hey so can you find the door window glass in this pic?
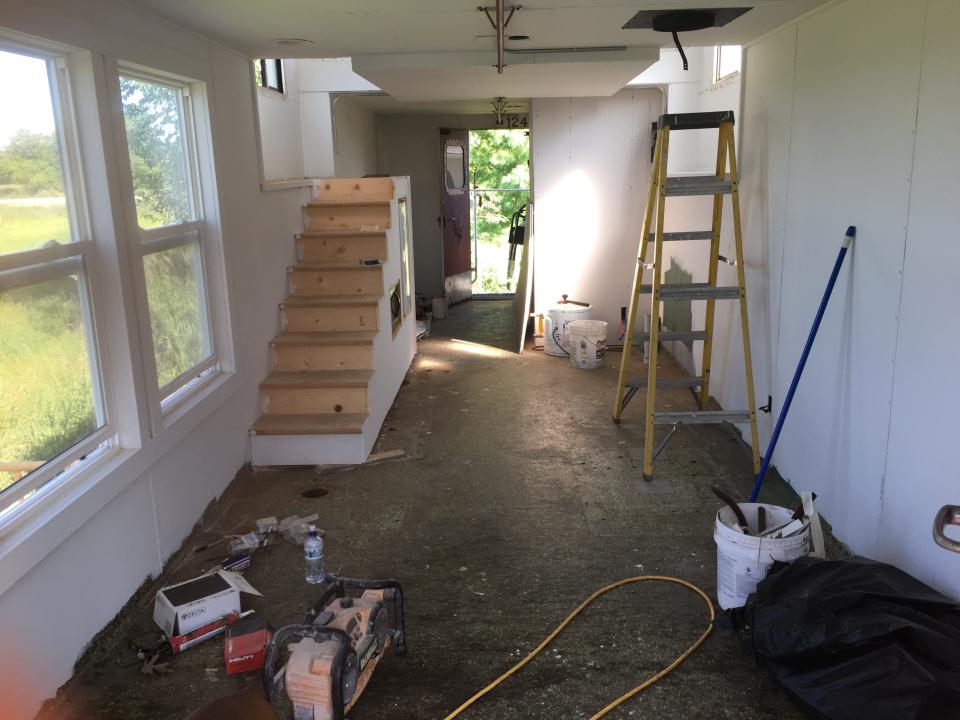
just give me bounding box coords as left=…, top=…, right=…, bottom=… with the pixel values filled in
left=445, top=144, right=466, bottom=191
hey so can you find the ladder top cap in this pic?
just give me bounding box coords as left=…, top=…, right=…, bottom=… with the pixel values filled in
left=659, top=110, right=735, bottom=130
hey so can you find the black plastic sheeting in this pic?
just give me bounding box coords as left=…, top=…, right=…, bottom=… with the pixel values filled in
left=723, top=556, right=960, bottom=720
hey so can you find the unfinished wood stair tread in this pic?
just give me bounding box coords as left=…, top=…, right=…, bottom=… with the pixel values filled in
left=289, top=262, right=382, bottom=271
left=298, top=230, right=387, bottom=239
left=260, top=370, right=373, bottom=389
left=305, top=200, right=391, bottom=208
left=271, top=331, right=376, bottom=347
left=281, top=295, right=380, bottom=307
left=251, top=413, right=368, bottom=436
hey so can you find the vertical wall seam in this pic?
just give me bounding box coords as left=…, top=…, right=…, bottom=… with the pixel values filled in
left=770, top=24, right=801, bottom=477
left=147, top=471, right=163, bottom=573
left=875, top=0, right=929, bottom=557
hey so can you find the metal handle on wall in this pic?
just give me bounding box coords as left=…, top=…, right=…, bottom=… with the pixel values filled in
left=933, top=505, right=960, bottom=553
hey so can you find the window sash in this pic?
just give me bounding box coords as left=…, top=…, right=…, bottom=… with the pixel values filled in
left=119, top=71, right=202, bottom=228
left=0, top=42, right=113, bottom=517
left=118, top=67, right=218, bottom=407
left=0, top=426, right=113, bottom=518
left=137, top=227, right=215, bottom=399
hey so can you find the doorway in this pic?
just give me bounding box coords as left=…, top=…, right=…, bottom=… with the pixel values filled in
left=468, top=129, right=530, bottom=297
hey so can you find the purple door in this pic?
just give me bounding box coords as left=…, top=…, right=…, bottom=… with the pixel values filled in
left=440, top=130, right=471, bottom=304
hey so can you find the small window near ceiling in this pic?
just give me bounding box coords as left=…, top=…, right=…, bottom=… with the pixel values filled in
left=714, top=45, right=742, bottom=83
left=254, top=59, right=284, bottom=94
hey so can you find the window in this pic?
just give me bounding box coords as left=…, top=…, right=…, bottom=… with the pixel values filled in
left=254, top=59, right=284, bottom=93
left=445, top=143, right=467, bottom=191
left=119, top=72, right=216, bottom=404
left=398, top=197, right=413, bottom=315
left=0, top=46, right=110, bottom=516
left=714, top=45, right=742, bottom=83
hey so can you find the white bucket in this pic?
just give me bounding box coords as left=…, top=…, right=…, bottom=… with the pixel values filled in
left=432, top=297, right=448, bottom=320
left=714, top=503, right=811, bottom=610
left=544, top=302, right=592, bottom=357
left=568, top=320, right=608, bottom=369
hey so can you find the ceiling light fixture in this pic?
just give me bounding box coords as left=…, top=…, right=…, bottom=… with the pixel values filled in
left=274, top=38, right=314, bottom=46
left=478, top=1, right=522, bottom=73
left=508, top=34, right=530, bottom=41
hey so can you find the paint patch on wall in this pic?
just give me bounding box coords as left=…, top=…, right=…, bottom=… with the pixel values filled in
left=664, top=256, right=693, bottom=349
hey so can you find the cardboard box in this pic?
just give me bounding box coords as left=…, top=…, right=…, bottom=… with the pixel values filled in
left=153, top=570, right=261, bottom=637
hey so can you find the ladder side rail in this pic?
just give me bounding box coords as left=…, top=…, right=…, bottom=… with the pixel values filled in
left=642, top=126, right=672, bottom=480
left=726, top=126, right=762, bottom=473
left=699, top=121, right=730, bottom=410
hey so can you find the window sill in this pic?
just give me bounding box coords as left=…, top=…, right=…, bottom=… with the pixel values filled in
left=0, top=369, right=242, bottom=596
left=260, top=178, right=313, bottom=192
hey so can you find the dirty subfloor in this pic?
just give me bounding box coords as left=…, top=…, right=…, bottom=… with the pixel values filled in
left=42, top=300, right=820, bottom=720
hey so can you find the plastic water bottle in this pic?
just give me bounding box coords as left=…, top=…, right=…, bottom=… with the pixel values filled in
left=304, top=525, right=325, bottom=584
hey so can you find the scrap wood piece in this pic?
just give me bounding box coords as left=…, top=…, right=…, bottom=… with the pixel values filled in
left=365, top=449, right=406, bottom=464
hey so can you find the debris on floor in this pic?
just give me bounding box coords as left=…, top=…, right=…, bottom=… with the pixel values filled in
left=723, top=555, right=960, bottom=720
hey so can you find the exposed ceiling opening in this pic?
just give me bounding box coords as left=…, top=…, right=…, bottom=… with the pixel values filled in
left=623, top=7, right=753, bottom=70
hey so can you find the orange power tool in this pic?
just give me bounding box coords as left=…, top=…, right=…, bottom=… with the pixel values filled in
left=262, top=576, right=406, bottom=720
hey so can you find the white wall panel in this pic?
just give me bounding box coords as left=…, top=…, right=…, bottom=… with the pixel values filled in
left=531, top=90, right=660, bottom=340
left=878, top=0, right=960, bottom=598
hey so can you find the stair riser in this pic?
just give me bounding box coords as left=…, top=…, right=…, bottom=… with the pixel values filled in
left=262, top=387, right=368, bottom=415
left=273, top=345, right=373, bottom=372
left=288, top=268, right=383, bottom=296
left=312, top=178, right=395, bottom=204
left=283, top=305, right=379, bottom=332
left=304, top=204, right=391, bottom=232
left=297, top=235, right=387, bottom=264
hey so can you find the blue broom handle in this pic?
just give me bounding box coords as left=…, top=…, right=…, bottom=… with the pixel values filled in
left=748, top=226, right=856, bottom=503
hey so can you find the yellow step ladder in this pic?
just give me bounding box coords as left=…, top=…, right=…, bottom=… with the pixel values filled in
left=613, top=111, right=760, bottom=481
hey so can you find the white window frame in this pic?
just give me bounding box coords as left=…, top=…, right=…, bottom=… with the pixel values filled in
left=713, top=45, right=742, bottom=84
left=0, top=40, right=117, bottom=519
left=112, top=64, right=231, bottom=430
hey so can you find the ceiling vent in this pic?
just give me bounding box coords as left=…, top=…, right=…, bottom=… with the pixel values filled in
left=622, top=7, right=752, bottom=70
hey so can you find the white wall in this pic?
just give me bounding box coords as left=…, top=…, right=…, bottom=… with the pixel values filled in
left=0, top=2, right=310, bottom=717
left=711, top=0, right=960, bottom=597
left=256, top=59, right=306, bottom=181
left=332, top=96, right=377, bottom=178
left=530, top=89, right=661, bottom=341
left=298, top=59, right=380, bottom=179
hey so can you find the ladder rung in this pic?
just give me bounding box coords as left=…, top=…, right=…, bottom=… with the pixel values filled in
left=653, top=411, right=751, bottom=425
left=646, top=230, right=714, bottom=243
left=665, top=176, right=732, bottom=197
left=638, top=283, right=740, bottom=300
left=637, top=331, right=708, bottom=342
left=627, top=377, right=704, bottom=389
left=658, top=111, right=735, bottom=130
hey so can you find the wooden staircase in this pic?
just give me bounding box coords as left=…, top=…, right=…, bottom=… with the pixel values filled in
left=251, top=178, right=395, bottom=447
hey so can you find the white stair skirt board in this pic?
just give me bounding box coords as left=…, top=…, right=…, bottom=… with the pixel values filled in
left=251, top=432, right=367, bottom=466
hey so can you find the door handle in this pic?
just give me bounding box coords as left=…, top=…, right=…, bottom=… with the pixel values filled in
left=933, top=505, right=960, bottom=553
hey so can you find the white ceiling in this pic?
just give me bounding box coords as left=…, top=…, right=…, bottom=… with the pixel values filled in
left=352, top=47, right=660, bottom=101
left=129, top=1, right=828, bottom=58
left=127, top=0, right=828, bottom=103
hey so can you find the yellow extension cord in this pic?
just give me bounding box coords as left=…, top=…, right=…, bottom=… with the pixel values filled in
left=442, top=576, right=716, bottom=720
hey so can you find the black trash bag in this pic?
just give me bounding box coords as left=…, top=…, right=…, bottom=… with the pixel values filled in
left=723, top=555, right=960, bottom=720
